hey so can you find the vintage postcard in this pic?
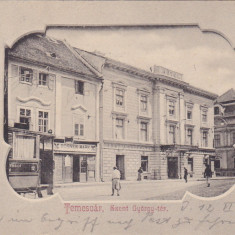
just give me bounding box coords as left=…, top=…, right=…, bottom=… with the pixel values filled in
left=1, top=1, right=235, bottom=234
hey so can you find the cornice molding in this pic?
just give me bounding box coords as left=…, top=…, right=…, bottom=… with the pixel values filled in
left=16, top=96, right=51, bottom=106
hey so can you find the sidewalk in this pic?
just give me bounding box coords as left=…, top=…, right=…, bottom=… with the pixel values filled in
left=45, top=176, right=235, bottom=189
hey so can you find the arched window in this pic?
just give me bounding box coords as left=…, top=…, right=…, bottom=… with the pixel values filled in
left=214, top=106, right=220, bottom=115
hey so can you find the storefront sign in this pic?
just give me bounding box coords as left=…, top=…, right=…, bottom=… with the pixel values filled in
left=54, top=143, right=96, bottom=153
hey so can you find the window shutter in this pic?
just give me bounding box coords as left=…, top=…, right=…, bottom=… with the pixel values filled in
left=48, top=74, right=55, bottom=90
left=33, top=69, right=38, bottom=85
left=11, top=64, right=19, bottom=79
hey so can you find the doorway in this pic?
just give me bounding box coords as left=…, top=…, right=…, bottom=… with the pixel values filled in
left=73, top=156, right=88, bottom=182
left=40, top=150, right=53, bottom=184
left=167, top=157, right=178, bottom=179
left=116, top=155, right=125, bottom=180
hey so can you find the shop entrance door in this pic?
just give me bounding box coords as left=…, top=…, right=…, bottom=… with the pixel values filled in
left=73, top=156, right=87, bottom=182
left=73, top=156, right=80, bottom=182
left=40, top=150, right=53, bottom=184
left=168, top=157, right=178, bottom=179
left=116, top=155, right=125, bottom=180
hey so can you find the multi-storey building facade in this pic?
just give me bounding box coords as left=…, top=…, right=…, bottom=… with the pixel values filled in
left=75, top=49, right=217, bottom=180
left=5, top=33, right=217, bottom=186
left=6, top=34, right=102, bottom=185
left=214, top=89, right=235, bottom=176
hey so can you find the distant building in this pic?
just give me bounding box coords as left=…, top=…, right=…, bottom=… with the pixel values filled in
left=214, top=88, right=235, bottom=176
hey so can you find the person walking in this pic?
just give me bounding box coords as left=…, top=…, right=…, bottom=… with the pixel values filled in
left=111, top=166, right=121, bottom=196
left=184, top=167, right=188, bottom=183
left=137, top=167, right=143, bottom=181
left=204, top=164, right=212, bottom=187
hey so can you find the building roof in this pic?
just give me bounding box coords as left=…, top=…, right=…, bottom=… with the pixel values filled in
left=8, top=34, right=99, bottom=78
left=216, top=88, right=235, bottom=103
left=74, top=47, right=218, bottom=100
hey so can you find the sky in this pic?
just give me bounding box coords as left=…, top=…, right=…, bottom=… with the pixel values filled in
left=47, top=26, right=235, bottom=96
left=2, top=2, right=235, bottom=97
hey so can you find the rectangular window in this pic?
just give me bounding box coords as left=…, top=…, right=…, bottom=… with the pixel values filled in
left=74, top=117, right=84, bottom=137
left=202, top=111, right=208, bottom=122
left=19, top=108, right=31, bottom=124
left=188, top=158, right=193, bottom=172
left=38, top=111, right=48, bottom=133
left=20, top=67, right=33, bottom=84
left=232, top=133, right=235, bottom=145
left=214, top=134, right=221, bottom=147
left=141, top=156, right=148, bottom=172
left=140, top=122, right=148, bottom=141
left=215, top=160, right=220, bottom=169
left=169, top=101, right=175, bottom=116
left=187, top=110, right=192, bottom=120
left=187, top=129, right=193, bottom=145
left=169, top=125, right=176, bottom=144
left=75, top=80, right=84, bottom=95
left=202, top=131, right=208, bottom=147
left=116, top=89, right=124, bottom=107
left=140, top=95, right=147, bottom=112
left=115, top=118, right=124, bottom=139
left=39, top=73, right=48, bottom=86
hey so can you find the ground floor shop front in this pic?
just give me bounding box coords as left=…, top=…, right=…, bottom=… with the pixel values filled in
left=53, top=142, right=98, bottom=184
left=101, top=141, right=216, bottom=181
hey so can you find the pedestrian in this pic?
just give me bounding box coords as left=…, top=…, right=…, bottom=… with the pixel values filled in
left=204, top=164, right=212, bottom=187
left=184, top=167, right=188, bottom=183
left=137, top=167, right=143, bottom=181
left=111, top=166, right=121, bottom=196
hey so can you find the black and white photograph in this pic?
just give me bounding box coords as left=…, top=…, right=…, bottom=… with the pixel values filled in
left=1, top=1, right=235, bottom=234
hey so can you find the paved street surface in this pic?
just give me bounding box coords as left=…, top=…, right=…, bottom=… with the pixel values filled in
left=44, top=178, right=235, bottom=201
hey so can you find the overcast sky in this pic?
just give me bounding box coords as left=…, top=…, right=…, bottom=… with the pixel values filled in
left=47, top=26, right=235, bottom=96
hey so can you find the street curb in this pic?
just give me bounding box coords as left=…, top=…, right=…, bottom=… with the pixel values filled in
left=51, top=177, right=235, bottom=189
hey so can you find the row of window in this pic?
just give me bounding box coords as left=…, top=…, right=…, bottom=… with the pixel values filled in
left=18, top=66, right=85, bottom=94
left=214, top=133, right=235, bottom=147
left=115, top=87, right=148, bottom=113
left=168, top=124, right=209, bottom=147
left=19, top=108, right=49, bottom=133
left=115, top=118, right=148, bottom=141
left=168, top=100, right=208, bottom=122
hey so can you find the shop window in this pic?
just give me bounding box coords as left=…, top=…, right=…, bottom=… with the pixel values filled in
left=20, top=67, right=33, bottom=84
left=75, top=80, right=84, bottom=95
left=39, top=73, right=49, bottom=86
left=140, top=95, right=147, bottom=112
left=168, top=100, right=175, bottom=116
left=141, top=156, right=148, bottom=172
left=140, top=122, right=148, bottom=141
left=169, top=125, right=176, bottom=144
left=115, top=118, right=124, bottom=139
left=214, top=134, right=221, bottom=147
left=187, top=128, right=193, bottom=145
left=19, top=108, right=31, bottom=125
left=116, top=89, right=124, bottom=107
left=202, top=131, right=208, bottom=147
left=38, top=111, right=49, bottom=133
